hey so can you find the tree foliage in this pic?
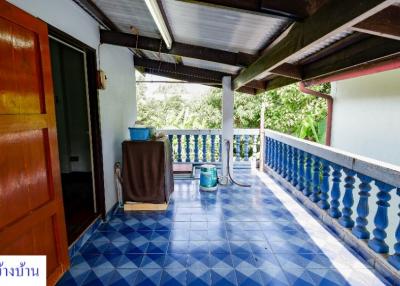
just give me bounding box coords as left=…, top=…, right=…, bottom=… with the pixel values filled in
left=136, top=73, right=329, bottom=143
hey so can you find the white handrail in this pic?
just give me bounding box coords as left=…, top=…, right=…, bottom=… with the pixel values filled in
left=159, top=129, right=259, bottom=136
left=161, top=128, right=400, bottom=187
left=264, top=129, right=400, bottom=188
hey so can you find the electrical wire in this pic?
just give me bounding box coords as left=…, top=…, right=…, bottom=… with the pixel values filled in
left=225, top=140, right=251, bottom=188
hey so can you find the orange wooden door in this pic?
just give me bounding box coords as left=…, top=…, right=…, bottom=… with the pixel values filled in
left=0, top=1, right=69, bottom=285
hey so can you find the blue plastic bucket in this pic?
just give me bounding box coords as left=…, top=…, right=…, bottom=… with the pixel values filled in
left=199, top=164, right=218, bottom=191
left=129, top=127, right=150, bottom=140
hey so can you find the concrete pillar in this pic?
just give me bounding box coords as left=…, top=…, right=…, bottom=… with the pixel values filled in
left=222, top=76, right=234, bottom=178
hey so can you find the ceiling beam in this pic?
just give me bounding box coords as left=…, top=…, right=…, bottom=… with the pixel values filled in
left=134, top=57, right=262, bottom=94
left=134, top=56, right=229, bottom=83
left=233, top=0, right=394, bottom=90
left=262, top=36, right=400, bottom=91
left=299, top=32, right=369, bottom=65
left=270, top=63, right=302, bottom=80
left=301, top=36, right=400, bottom=82
left=303, top=54, right=400, bottom=86
left=352, top=5, right=400, bottom=41
left=101, top=30, right=255, bottom=67
left=176, top=0, right=305, bottom=20
left=265, top=77, right=298, bottom=91
left=237, top=86, right=257, bottom=95
left=140, top=67, right=257, bottom=95
left=72, top=0, right=120, bottom=31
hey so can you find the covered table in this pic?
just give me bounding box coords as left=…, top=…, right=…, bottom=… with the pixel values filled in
left=122, top=138, right=174, bottom=205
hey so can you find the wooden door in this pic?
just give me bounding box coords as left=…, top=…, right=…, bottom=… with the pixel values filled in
left=0, top=1, right=69, bottom=285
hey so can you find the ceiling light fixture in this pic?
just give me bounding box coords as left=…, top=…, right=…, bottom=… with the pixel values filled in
left=144, top=0, right=172, bottom=49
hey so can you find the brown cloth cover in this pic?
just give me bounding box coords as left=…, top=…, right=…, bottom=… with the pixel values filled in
left=122, top=138, right=174, bottom=203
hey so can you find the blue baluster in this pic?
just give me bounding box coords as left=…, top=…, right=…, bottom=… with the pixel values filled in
left=235, top=135, right=241, bottom=161
left=368, top=181, right=395, bottom=253
left=264, top=137, right=267, bottom=165
left=185, top=135, right=191, bottom=162
left=177, top=134, right=182, bottom=162
left=210, top=134, right=216, bottom=162
left=297, top=150, right=305, bottom=192
left=292, top=148, right=299, bottom=186
left=287, top=146, right=293, bottom=183
left=311, top=156, right=321, bottom=203
left=388, top=188, right=400, bottom=270
left=282, top=144, right=288, bottom=178
left=276, top=142, right=282, bottom=174
left=339, top=168, right=356, bottom=228
left=244, top=135, right=249, bottom=161
left=270, top=139, right=276, bottom=169
left=253, top=135, right=258, bottom=162
left=267, top=137, right=274, bottom=168
left=352, top=174, right=373, bottom=239
left=280, top=142, right=285, bottom=175
left=328, top=164, right=342, bottom=218
left=304, top=153, right=312, bottom=197
left=219, top=135, right=222, bottom=162
left=276, top=140, right=281, bottom=172
left=202, top=134, right=207, bottom=162
left=194, top=134, right=199, bottom=162
left=272, top=139, right=277, bottom=169
left=318, top=159, right=330, bottom=210
left=168, top=135, right=174, bottom=161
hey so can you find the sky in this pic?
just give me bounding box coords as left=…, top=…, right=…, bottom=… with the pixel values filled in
left=136, top=72, right=212, bottom=100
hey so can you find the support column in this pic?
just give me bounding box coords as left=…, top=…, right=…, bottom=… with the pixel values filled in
left=222, top=76, right=234, bottom=179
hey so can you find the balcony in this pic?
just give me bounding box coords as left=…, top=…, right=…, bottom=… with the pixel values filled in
left=57, top=129, right=400, bottom=286
left=160, top=129, right=260, bottom=167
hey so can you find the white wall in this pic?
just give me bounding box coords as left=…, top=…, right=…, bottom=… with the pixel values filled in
left=8, top=0, right=137, bottom=212
left=98, top=45, right=137, bottom=212
left=331, top=69, right=400, bottom=166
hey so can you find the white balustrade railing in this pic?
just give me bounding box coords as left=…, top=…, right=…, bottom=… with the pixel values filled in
left=159, top=129, right=260, bottom=164
left=264, top=128, right=400, bottom=278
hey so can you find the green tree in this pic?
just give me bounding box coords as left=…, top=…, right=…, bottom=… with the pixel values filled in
left=136, top=72, right=329, bottom=143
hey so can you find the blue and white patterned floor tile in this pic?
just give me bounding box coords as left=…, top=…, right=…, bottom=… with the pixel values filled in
left=58, top=169, right=389, bottom=286
left=160, top=269, right=187, bottom=286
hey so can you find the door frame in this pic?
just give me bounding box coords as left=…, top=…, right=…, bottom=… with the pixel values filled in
left=48, top=25, right=106, bottom=219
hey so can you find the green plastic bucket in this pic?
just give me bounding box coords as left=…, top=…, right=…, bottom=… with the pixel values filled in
left=199, top=164, right=218, bottom=191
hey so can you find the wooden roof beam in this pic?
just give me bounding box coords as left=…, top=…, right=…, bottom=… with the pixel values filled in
left=352, top=5, right=400, bottom=41
left=270, top=63, right=302, bottom=80
left=233, top=0, right=395, bottom=90
left=134, top=57, right=261, bottom=94
left=302, top=36, right=400, bottom=83
left=134, top=56, right=228, bottom=83
left=101, top=30, right=255, bottom=67
left=139, top=68, right=258, bottom=95
left=262, top=36, right=400, bottom=91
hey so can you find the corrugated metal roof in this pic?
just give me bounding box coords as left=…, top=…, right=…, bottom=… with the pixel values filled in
left=161, top=0, right=289, bottom=55
left=93, top=0, right=160, bottom=38
left=181, top=57, right=240, bottom=74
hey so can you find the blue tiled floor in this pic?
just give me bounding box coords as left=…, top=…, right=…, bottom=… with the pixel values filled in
left=57, top=169, right=388, bottom=286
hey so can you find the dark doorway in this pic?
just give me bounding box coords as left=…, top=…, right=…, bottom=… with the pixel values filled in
left=50, top=38, right=98, bottom=244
